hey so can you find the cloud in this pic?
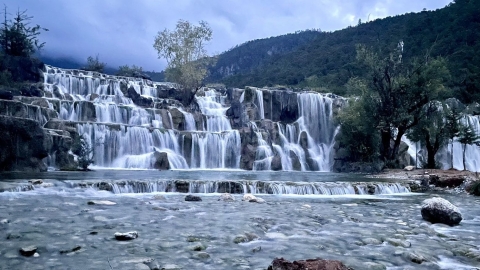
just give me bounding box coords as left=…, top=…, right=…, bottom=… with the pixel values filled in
left=2, top=0, right=451, bottom=71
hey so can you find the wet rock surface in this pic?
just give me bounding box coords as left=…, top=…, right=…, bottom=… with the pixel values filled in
left=421, top=197, right=462, bottom=226
left=268, top=257, right=351, bottom=270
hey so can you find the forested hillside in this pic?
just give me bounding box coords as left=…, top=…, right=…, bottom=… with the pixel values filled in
left=209, top=0, right=480, bottom=103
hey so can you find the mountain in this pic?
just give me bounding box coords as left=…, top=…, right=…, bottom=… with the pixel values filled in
left=208, top=0, right=480, bottom=103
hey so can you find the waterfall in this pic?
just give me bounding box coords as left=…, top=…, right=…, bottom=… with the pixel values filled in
left=41, top=65, right=340, bottom=171
left=66, top=179, right=410, bottom=195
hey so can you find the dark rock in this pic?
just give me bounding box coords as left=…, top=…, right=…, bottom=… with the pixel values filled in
left=153, top=151, right=170, bottom=170
left=271, top=155, right=282, bottom=171
left=466, top=181, right=480, bottom=196
left=87, top=200, right=116, bottom=205
left=127, top=86, right=153, bottom=107
left=0, top=115, right=50, bottom=172
left=226, top=100, right=244, bottom=129
left=185, top=194, right=202, bottom=201
left=19, top=245, right=37, bottom=257
left=114, top=231, right=138, bottom=241
left=421, top=197, right=462, bottom=226
left=0, top=90, right=13, bottom=100
left=268, top=257, right=351, bottom=270
left=60, top=245, right=81, bottom=254
left=429, top=175, right=465, bottom=188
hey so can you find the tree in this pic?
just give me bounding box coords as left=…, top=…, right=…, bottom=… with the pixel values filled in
left=457, top=121, right=480, bottom=171
left=153, top=20, right=213, bottom=91
left=406, top=101, right=448, bottom=169
left=0, top=5, right=48, bottom=57
left=74, top=135, right=94, bottom=171
left=82, top=54, right=105, bottom=73
left=116, top=64, right=143, bottom=77
left=356, top=44, right=449, bottom=165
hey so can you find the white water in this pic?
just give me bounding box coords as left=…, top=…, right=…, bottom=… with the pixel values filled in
left=40, top=66, right=339, bottom=171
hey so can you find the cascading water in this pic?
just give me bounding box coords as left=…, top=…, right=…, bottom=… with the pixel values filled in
left=39, top=65, right=340, bottom=171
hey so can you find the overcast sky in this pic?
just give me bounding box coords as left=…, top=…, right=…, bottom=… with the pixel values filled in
left=3, top=0, right=451, bottom=71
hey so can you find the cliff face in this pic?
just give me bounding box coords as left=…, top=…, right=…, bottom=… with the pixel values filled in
left=0, top=115, right=50, bottom=172
left=0, top=65, right=346, bottom=172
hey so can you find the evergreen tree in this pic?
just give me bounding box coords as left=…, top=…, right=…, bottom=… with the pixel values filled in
left=0, top=5, right=48, bottom=57
left=457, top=121, right=480, bottom=171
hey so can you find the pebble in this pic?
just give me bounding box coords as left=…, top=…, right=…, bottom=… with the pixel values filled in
left=114, top=231, right=138, bottom=241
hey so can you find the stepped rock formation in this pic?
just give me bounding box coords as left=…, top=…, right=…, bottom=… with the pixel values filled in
left=1, top=64, right=478, bottom=172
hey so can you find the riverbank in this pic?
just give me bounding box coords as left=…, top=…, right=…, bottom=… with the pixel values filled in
left=370, top=168, right=480, bottom=193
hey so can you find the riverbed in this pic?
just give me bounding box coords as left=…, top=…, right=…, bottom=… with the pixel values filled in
left=0, top=170, right=479, bottom=269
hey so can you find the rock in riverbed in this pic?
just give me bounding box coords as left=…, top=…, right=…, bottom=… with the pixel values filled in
left=185, top=195, right=202, bottom=201
left=218, top=193, right=235, bottom=201
left=268, top=257, right=350, bottom=270
left=87, top=200, right=116, bottom=205
left=421, top=197, right=462, bottom=226
left=19, top=245, right=37, bottom=257
left=242, top=194, right=265, bottom=203
left=114, top=231, right=138, bottom=241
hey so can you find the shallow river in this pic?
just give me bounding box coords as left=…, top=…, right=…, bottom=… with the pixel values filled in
left=0, top=170, right=479, bottom=270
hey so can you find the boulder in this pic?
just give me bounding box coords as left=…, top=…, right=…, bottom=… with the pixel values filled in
left=19, top=245, right=37, bottom=257
left=185, top=195, right=202, bottom=202
left=421, top=197, right=462, bottom=226
left=242, top=194, right=265, bottom=203
left=153, top=151, right=170, bottom=170
left=268, top=257, right=350, bottom=270
left=404, top=165, right=415, bottom=171
left=218, top=193, right=235, bottom=202
left=114, top=231, right=138, bottom=241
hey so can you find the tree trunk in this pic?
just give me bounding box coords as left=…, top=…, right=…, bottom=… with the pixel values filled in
left=425, top=136, right=436, bottom=169
left=450, top=140, right=454, bottom=169
left=462, top=144, right=467, bottom=171
left=390, top=129, right=405, bottom=161
left=380, top=128, right=391, bottom=161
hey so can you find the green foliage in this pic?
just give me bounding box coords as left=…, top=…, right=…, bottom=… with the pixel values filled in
left=335, top=97, right=380, bottom=162
left=406, top=101, right=448, bottom=169
left=360, top=44, right=449, bottom=162
left=457, top=120, right=480, bottom=170
left=82, top=55, right=105, bottom=73
left=73, top=135, right=94, bottom=171
left=467, top=181, right=480, bottom=196
left=153, top=20, right=213, bottom=90
left=116, top=64, right=143, bottom=77
left=211, top=1, right=480, bottom=102
left=0, top=5, right=48, bottom=57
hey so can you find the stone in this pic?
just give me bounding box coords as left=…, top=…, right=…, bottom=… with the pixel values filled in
left=404, top=165, right=415, bottom=171
left=242, top=193, right=265, bottom=203
left=421, top=197, right=462, bottom=226
left=185, top=195, right=202, bottom=202
left=19, top=245, right=37, bottom=257
left=252, top=246, right=262, bottom=253
left=194, top=252, right=210, bottom=259
left=0, top=115, right=50, bottom=172
left=114, top=231, right=138, bottom=241
left=87, top=200, right=116, bottom=205
left=191, top=244, right=206, bottom=251
left=28, top=179, right=43, bottom=185
left=0, top=218, right=9, bottom=224
left=153, top=151, right=170, bottom=170
left=268, top=257, right=350, bottom=270
left=218, top=193, right=235, bottom=202
left=60, top=245, right=81, bottom=254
